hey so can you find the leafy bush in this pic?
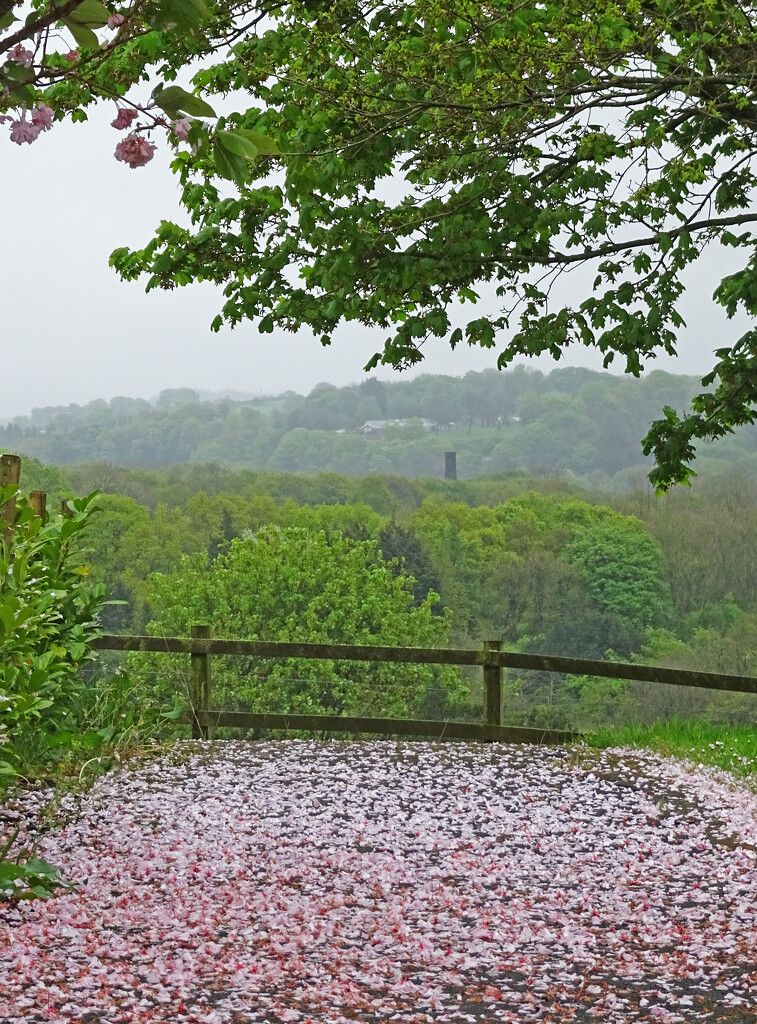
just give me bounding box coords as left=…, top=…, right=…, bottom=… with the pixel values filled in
left=0, top=487, right=105, bottom=773
left=130, top=525, right=472, bottom=723
left=0, top=828, right=74, bottom=903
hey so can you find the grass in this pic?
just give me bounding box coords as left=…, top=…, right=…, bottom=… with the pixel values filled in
left=586, top=717, right=757, bottom=780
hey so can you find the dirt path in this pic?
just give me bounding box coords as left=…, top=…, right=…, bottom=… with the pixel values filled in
left=1, top=740, right=757, bottom=1023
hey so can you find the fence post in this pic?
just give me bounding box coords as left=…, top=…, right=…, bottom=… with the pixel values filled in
left=483, top=639, right=503, bottom=726
left=0, top=454, right=21, bottom=543
left=191, top=623, right=212, bottom=740
left=29, top=491, right=47, bottom=522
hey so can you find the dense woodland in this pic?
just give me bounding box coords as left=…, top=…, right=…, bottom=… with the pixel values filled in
left=12, top=434, right=757, bottom=733
left=6, top=368, right=757, bottom=488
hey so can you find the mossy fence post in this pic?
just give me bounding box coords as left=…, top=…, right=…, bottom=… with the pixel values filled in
left=191, top=623, right=212, bottom=740
left=484, top=639, right=503, bottom=726
left=29, top=490, right=47, bottom=521
left=0, top=453, right=21, bottom=544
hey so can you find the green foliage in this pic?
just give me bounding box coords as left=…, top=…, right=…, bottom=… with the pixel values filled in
left=0, top=483, right=108, bottom=906
left=0, top=489, right=105, bottom=771
left=406, top=494, right=672, bottom=656
left=587, top=719, right=757, bottom=780
left=9, top=447, right=757, bottom=737
left=377, top=522, right=442, bottom=611
left=0, top=0, right=231, bottom=129
left=130, top=525, right=471, bottom=722
left=11, top=370, right=757, bottom=489
left=562, top=520, right=672, bottom=631
left=0, top=828, right=74, bottom=904
left=101, top=0, right=757, bottom=488
left=8, top=0, right=757, bottom=485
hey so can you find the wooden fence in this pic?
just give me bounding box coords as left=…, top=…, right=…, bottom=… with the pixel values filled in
left=6, top=452, right=757, bottom=747
left=1, top=453, right=70, bottom=531
left=92, top=629, right=757, bottom=746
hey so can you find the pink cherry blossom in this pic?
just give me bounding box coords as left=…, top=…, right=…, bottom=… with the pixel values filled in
left=9, top=115, right=41, bottom=145
left=111, top=106, right=138, bottom=130
left=172, top=117, right=192, bottom=141
left=9, top=104, right=55, bottom=144
left=114, top=132, right=157, bottom=167
left=107, top=11, right=125, bottom=27
left=6, top=44, right=33, bottom=68
left=64, top=49, right=80, bottom=62
left=31, top=104, right=54, bottom=130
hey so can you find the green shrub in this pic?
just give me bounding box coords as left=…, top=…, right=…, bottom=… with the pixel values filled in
left=0, top=488, right=105, bottom=774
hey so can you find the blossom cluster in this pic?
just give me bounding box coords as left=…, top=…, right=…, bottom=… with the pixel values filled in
left=2, top=13, right=162, bottom=163
left=110, top=106, right=192, bottom=165
left=6, top=44, right=33, bottom=68
left=114, top=132, right=156, bottom=167
left=2, top=103, right=55, bottom=145
left=1, top=741, right=756, bottom=1023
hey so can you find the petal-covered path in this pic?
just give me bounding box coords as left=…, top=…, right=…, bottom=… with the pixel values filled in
left=1, top=741, right=757, bottom=1023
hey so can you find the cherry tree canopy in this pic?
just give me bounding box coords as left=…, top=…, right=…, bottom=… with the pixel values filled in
left=8, top=0, right=757, bottom=488
left=0, top=0, right=267, bottom=163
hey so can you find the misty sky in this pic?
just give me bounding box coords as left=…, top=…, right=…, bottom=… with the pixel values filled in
left=2, top=104, right=750, bottom=422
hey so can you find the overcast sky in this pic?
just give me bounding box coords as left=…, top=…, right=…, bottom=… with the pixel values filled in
left=1, top=105, right=749, bottom=422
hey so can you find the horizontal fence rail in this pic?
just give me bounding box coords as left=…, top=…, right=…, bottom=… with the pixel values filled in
left=93, top=635, right=757, bottom=695
left=191, top=712, right=573, bottom=746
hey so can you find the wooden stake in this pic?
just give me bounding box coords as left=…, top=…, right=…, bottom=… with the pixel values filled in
left=191, top=623, right=212, bottom=740
left=0, top=454, right=21, bottom=543
left=483, top=639, right=503, bottom=726
left=29, top=491, right=47, bottom=522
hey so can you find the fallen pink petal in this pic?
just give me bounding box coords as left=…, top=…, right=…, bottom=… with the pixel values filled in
left=2, top=741, right=757, bottom=1023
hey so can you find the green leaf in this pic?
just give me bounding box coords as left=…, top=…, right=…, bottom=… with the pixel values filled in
left=148, top=0, right=209, bottom=33
left=217, top=129, right=258, bottom=159
left=182, top=0, right=210, bottom=21
left=79, top=731, right=104, bottom=749
left=43, top=731, right=74, bottom=749
left=63, top=19, right=100, bottom=48
left=233, top=129, right=280, bottom=155
left=0, top=604, right=14, bottom=637
left=152, top=84, right=215, bottom=119
left=4, top=83, right=35, bottom=105
left=0, top=10, right=17, bottom=30
left=2, top=62, right=34, bottom=83
left=213, top=139, right=250, bottom=185
left=69, top=0, right=110, bottom=27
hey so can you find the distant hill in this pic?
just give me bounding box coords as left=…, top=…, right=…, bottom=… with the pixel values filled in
left=4, top=368, right=756, bottom=486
